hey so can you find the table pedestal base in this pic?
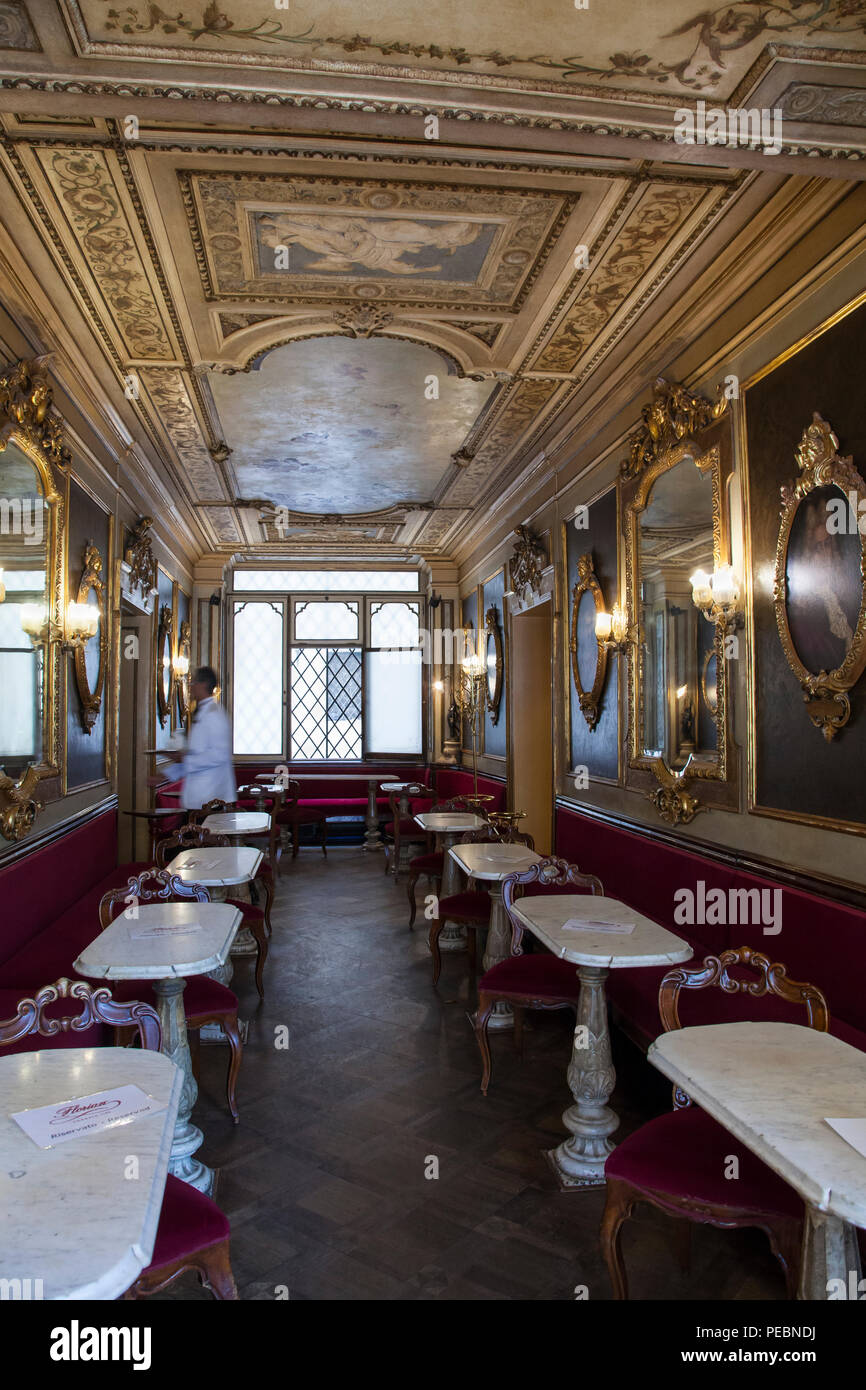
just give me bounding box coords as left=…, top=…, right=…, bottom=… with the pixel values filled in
left=547, top=965, right=618, bottom=1190
left=364, top=778, right=382, bottom=851
left=482, top=885, right=513, bottom=1030
left=798, top=1208, right=862, bottom=1300
left=153, top=977, right=214, bottom=1196
left=205, top=885, right=234, bottom=987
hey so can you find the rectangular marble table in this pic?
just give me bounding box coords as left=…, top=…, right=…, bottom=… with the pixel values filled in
left=0, top=1046, right=181, bottom=1299
left=649, top=1021, right=866, bottom=1299
left=257, top=771, right=397, bottom=851
left=509, top=893, right=692, bottom=1188
left=449, top=841, right=541, bottom=1026
left=75, top=900, right=241, bottom=1196
left=169, top=844, right=263, bottom=969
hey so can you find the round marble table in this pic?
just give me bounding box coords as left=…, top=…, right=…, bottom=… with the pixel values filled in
left=202, top=811, right=270, bottom=838
left=75, top=900, right=241, bottom=1196
left=413, top=810, right=485, bottom=951
left=448, top=840, right=541, bottom=1029
left=509, top=893, right=692, bottom=1189
left=0, top=1046, right=182, bottom=1299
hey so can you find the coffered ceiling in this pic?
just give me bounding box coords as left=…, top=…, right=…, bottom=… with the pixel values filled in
left=0, top=2, right=862, bottom=564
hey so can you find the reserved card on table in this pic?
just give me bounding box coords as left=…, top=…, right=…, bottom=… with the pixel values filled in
left=128, top=922, right=203, bottom=939
left=825, top=1118, right=866, bottom=1160
left=12, top=1085, right=165, bottom=1149
left=561, top=918, right=636, bottom=934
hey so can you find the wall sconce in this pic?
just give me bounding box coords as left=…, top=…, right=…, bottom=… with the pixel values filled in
left=432, top=678, right=445, bottom=693
left=0, top=568, right=5, bottom=603
left=172, top=652, right=190, bottom=679
left=20, top=600, right=98, bottom=652
left=594, top=603, right=630, bottom=653
left=690, top=564, right=743, bottom=633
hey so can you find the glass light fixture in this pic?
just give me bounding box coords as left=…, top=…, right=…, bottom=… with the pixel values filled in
left=172, top=652, right=190, bottom=678
left=595, top=603, right=629, bottom=652
left=0, top=568, right=5, bottom=603
left=690, top=563, right=742, bottom=633
left=20, top=603, right=48, bottom=641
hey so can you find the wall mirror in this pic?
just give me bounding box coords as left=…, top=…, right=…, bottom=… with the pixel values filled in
left=570, top=552, right=609, bottom=730
left=0, top=358, right=68, bottom=839
left=622, top=379, right=736, bottom=824
left=156, top=603, right=173, bottom=727
left=73, top=541, right=107, bottom=732
left=485, top=606, right=503, bottom=723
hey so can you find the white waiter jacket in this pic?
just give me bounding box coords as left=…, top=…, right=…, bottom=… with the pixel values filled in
left=179, top=697, right=236, bottom=811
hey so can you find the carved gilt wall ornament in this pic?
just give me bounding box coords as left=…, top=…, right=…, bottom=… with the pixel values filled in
left=156, top=604, right=173, bottom=728
left=646, top=758, right=706, bottom=827
left=0, top=355, right=71, bottom=473
left=333, top=305, right=395, bottom=338
left=73, top=541, right=107, bottom=733
left=570, top=552, right=609, bottom=731
left=510, top=525, right=547, bottom=600
left=773, top=413, right=866, bottom=742
left=622, top=377, right=729, bottom=480
left=484, top=607, right=504, bottom=724
left=124, top=515, right=158, bottom=601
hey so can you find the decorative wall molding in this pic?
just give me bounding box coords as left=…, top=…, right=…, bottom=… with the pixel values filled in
left=622, top=377, right=729, bottom=480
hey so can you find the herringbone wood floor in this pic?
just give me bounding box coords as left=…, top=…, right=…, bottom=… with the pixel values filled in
left=162, top=849, right=786, bottom=1301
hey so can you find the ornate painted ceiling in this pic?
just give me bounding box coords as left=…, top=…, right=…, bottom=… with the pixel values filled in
left=0, top=2, right=861, bottom=563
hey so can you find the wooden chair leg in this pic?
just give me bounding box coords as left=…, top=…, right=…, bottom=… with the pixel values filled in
left=765, top=1217, right=805, bottom=1299
left=383, top=842, right=392, bottom=874
left=673, top=1217, right=692, bottom=1275
left=257, top=873, right=273, bottom=937
left=466, top=926, right=477, bottom=981
left=429, top=917, right=444, bottom=986
left=474, top=991, right=496, bottom=1096
left=292, top=822, right=300, bottom=859
left=320, top=818, right=327, bottom=857
left=600, top=1178, right=636, bottom=1300
left=221, top=1012, right=243, bottom=1124
left=129, top=1238, right=239, bottom=1301
left=188, top=1027, right=201, bottom=1083
left=407, top=870, right=420, bottom=928
left=247, top=920, right=268, bottom=1000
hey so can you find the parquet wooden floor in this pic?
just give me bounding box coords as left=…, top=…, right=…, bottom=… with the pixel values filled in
left=162, top=849, right=786, bottom=1301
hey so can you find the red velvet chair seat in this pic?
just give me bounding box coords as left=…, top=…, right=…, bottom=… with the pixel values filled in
left=410, top=851, right=444, bottom=872
left=480, top=952, right=580, bottom=997
left=111, top=975, right=237, bottom=1018
left=145, top=1174, right=230, bottom=1269
left=225, top=897, right=264, bottom=920
left=605, top=1106, right=803, bottom=1219
left=438, top=890, right=490, bottom=922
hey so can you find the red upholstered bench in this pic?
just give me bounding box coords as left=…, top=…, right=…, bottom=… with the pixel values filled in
left=554, top=804, right=866, bottom=1056
left=434, top=769, right=507, bottom=810
left=232, top=763, right=432, bottom=835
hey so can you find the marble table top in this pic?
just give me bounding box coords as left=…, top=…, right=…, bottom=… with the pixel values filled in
left=202, top=811, right=270, bottom=835
left=414, top=811, right=485, bottom=834
left=0, top=1047, right=181, bottom=1299
left=649, top=1022, right=866, bottom=1225
left=450, top=842, right=542, bottom=882
left=509, top=895, right=692, bottom=968
left=168, top=845, right=262, bottom=887
left=381, top=781, right=428, bottom=792
left=255, top=772, right=378, bottom=782
left=74, top=902, right=242, bottom=981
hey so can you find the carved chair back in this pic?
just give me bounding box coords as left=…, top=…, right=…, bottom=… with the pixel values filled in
left=430, top=797, right=482, bottom=815
left=189, top=797, right=238, bottom=824
left=155, top=824, right=231, bottom=869
left=659, top=946, right=829, bottom=1034
left=460, top=824, right=535, bottom=850
left=0, top=977, right=161, bottom=1051
left=98, top=866, right=211, bottom=931
left=502, top=857, right=604, bottom=954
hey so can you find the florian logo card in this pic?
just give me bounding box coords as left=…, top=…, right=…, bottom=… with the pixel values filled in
left=11, top=1085, right=165, bottom=1148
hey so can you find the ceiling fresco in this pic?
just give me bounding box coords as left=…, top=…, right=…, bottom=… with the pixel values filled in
left=69, top=0, right=866, bottom=101
left=0, top=3, right=860, bottom=563
left=208, top=336, right=496, bottom=513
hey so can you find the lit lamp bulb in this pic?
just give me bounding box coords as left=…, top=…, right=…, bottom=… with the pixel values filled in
left=710, top=563, right=737, bottom=608
left=595, top=611, right=613, bottom=642
left=20, top=603, right=47, bottom=639
left=66, top=601, right=98, bottom=641
left=690, top=569, right=712, bottom=610
left=173, top=652, right=190, bottom=678
left=433, top=679, right=445, bottom=693
left=0, top=567, right=5, bottom=603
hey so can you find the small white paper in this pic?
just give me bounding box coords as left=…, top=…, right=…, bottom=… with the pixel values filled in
left=561, top=917, right=636, bottom=934
left=825, top=1118, right=866, bottom=1160
left=129, top=922, right=203, bottom=939
left=11, top=1084, right=165, bottom=1149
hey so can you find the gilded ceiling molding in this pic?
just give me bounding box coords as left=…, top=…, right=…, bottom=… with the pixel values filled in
left=622, top=378, right=729, bottom=480
left=333, top=305, right=395, bottom=338
left=779, top=83, right=866, bottom=126
left=0, top=3, right=38, bottom=50
left=445, top=378, right=562, bottom=507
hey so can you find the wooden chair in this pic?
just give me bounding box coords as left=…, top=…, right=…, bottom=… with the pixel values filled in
left=429, top=823, right=535, bottom=986
left=187, top=796, right=277, bottom=934
left=383, top=785, right=429, bottom=877
left=474, top=857, right=604, bottom=1095
left=273, top=778, right=327, bottom=863
left=406, top=796, right=473, bottom=928
left=236, top=780, right=283, bottom=913
left=156, top=826, right=268, bottom=997
left=600, top=946, right=829, bottom=1300
left=98, top=869, right=245, bottom=1123
left=0, top=978, right=237, bottom=1300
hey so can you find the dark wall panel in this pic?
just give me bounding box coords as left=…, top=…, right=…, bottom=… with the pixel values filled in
left=566, top=487, right=619, bottom=781
left=66, top=478, right=110, bottom=790
left=482, top=568, right=507, bottom=758
left=747, top=299, right=866, bottom=828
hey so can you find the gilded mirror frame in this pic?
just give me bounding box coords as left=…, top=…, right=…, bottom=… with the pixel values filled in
left=569, top=552, right=609, bottom=730
left=0, top=357, right=68, bottom=841
left=484, top=606, right=503, bottom=724
left=621, top=379, right=737, bottom=824
left=773, top=413, right=866, bottom=742
left=72, top=541, right=107, bottom=733
left=176, top=618, right=191, bottom=725
left=156, top=603, right=173, bottom=728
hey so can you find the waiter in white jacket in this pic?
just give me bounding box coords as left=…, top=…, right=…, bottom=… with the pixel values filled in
left=168, top=666, right=236, bottom=810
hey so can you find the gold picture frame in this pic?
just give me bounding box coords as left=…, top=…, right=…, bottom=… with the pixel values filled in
left=773, top=413, right=866, bottom=742
left=569, top=552, right=609, bottom=730
left=72, top=541, right=107, bottom=733
left=176, top=618, right=191, bottom=724
left=156, top=603, right=173, bottom=728
left=484, top=606, right=503, bottom=724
